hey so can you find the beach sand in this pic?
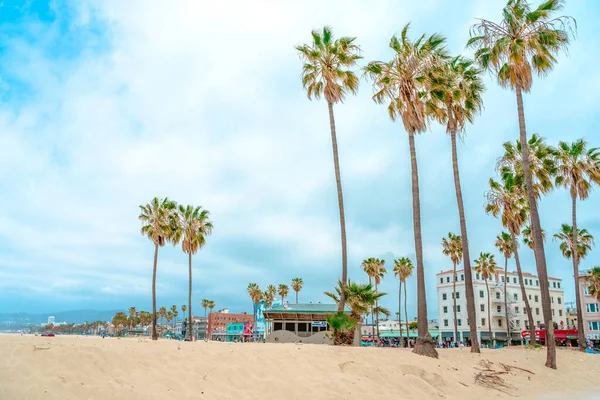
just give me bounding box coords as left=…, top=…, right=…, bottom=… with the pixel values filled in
left=1, top=334, right=598, bottom=400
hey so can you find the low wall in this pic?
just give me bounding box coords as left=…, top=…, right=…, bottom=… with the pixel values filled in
left=266, top=330, right=332, bottom=345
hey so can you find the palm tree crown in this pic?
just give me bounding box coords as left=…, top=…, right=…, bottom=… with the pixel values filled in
left=364, top=23, right=447, bottom=133
left=468, top=0, right=575, bottom=93
left=522, top=224, right=546, bottom=249
left=278, top=284, right=290, bottom=302
left=587, top=267, right=600, bottom=301
left=393, top=257, right=414, bottom=282
left=325, top=280, right=389, bottom=319
left=474, top=252, right=497, bottom=279
left=291, top=278, right=304, bottom=303
left=553, top=224, right=595, bottom=260
left=441, top=233, right=463, bottom=266
left=296, top=26, right=361, bottom=104
left=173, top=205, right=213, bottom=255
left=554, top=140, right=600, bottom=199
left=495, top=231, right=514, bottom=259
left=139, top=197, right=178, bottom=246
left=485, top=172, right=529, bottom=236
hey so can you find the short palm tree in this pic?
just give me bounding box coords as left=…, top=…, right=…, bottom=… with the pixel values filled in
left=278, top=284, right=289, bottom=304
left=128, top=307, right=137, bottom=329
left=165, top=311, right=172, bottom=331
left=554, top=140, right=600, bottom=351
left=441, top=233, right=463, bottom=345
left=173, top=204, right=213, bottom=340
left=431, top=56, right=484, bottom=354
left=170, top=305, right=178, bottom=330
left=266, top=285, right=277, bottom=306
left=181, top=305, right=187, bottom=325
left=364, top=23, right=447, bottom=359
left=474, top=252, right=497, bottom=348
left=201, top=299, right=209, bottom=319
left=158, top=306, right=167, bottom=329
left=495, top=231, right=514, bottom=343
left=296, top=27, right=361, bottom=315
left=291, top=278, right=304, bottom=304
left=139, top=197, right=178, bottom=340
left=247, top=283, right=263, bottom=333
left=469, top=0, right=575, bottom=369
left=587, top=267, right=600, bottom=301
left=263, top=288, right=275, bottom=309
left=393, top=257, right=414, bottom=348
left=554, top=223, right=595, bottom=351
left=485, top=172, right=535, bottom=341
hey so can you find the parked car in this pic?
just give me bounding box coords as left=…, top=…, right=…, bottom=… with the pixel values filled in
left=41, top=332, right=55, bottom=337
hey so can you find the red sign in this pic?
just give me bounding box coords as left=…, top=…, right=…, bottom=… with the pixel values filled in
left=521, top=329, right=577, bottom=340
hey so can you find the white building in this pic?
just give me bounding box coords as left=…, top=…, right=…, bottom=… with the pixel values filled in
left=47, top=316, right=55, bottom=325
left=437, top=267, right=566, bottom=345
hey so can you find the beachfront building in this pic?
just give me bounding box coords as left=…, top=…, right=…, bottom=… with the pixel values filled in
left=436, top=267, right=566, bottom=346
left=263, top=303, right=350, bottom=344
left=368, top=319, right=439, bottom=346
left=207, top=309, right=253, bottom=341
left=578, top=272, right=600, bottom=347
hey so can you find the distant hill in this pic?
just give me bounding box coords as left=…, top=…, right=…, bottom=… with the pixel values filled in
left=0, top=309, right=123, bottom=327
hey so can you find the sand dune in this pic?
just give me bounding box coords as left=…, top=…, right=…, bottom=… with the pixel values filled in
left=1, top=334, right=598, bottom=399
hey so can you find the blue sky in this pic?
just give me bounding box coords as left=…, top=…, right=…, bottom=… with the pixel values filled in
left=1, top=0, right=599, bottom=320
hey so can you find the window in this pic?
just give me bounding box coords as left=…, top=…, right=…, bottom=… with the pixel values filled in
left=480, top=290, right=484, bottom=298
left=440, top=278, right=443, bottom=284
left=525, top=321, right=529, bottom=329
left=476, top=273, right=480, bottom=280
left=529, top=294, right=532, bottom=300
left=480, top=304, right=485, bottom=312
left=514, top=293, right=518, bottom=301
left=553, top=281, right=556, bottom=288
left=552, top=309, right=555, bottom=316
left=501, top=276, right=505, bottom=282
left=586, top=304, right=599, bottom=313
left=535, top=295, right=539, bottom=303
left=536, top=308, right=540, bottom=316
left=444, top=319, right=449, bottom=327
left=457, top=319, right=462, bottom=326
left=536, top=280, right=539, bottom=286
left=446, top=277, right=450, bottom=283
left=584, top=287, right=590, bottom=296
left=461, top=274, right=464, bottom=281
left=442, top=293, right=447, bottom=300
left=557, top=297, right=562, bottom=305
left=443, top=306, right=448, bottom=314
left=559, top=310, right=563, bottom=317
left=456, top=292, right=460, bottom=299
left=497, top=305, right=501, bottom=313
left=515, top=306, right=520, bottom=314
left=456, top=305, right=461, bottom=313
left=498, top=319, right=503, bottom=327
left=516, top=320, right=520, bottom=327
left=496, top=292, right=501, bottom=299
left=513, top=277, right=517, bottom=284
left=557, top=282, right=561, bottom=288
left=551, top=297, right=554, bottom=304
left=481, top=318, right=486, bottom=326
left=589, top=321, right=600, bottom=331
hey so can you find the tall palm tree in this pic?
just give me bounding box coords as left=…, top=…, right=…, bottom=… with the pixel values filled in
left=361, top=258, right=376, bottom=332
left=266, top=285, right=277, bottom=305
left=474, top=252, right=498, bottom=348
left=247, top=283, right=263, bottom=333
left=128, top=307, right=137, bottom=330
left=139, top=197, right=178, bottom=340
left=587, top=267, right=600, bottom=301
left=207, top=301, right=215, bottom=316
left=495, top=231, right=514, bottom=344
left=441, top=233, right=463, bottom=346
left=263, top=287, right=275, bottom=309
left=485, top=172, right=535, bottom=341
left=394, top=257, right=414, bottom=348
left=372, top=258, right=386, bottom=340
left=469, top=0, right=575, bottom=369
left=165, top=311, right=173, bottom=332
left=296, top=27, right=361, bottom=315
left=278, top=284, right=289, bottom=304
left=291, top=278, right=304, bottom=304
left=201, top=299, right=209, bottom=319
left=365, top=23, right=447, bottom=359
left=430, top=56, right=484, bottom=354
left=173, top=204, right=213, bottom=340
left=159, top=306, right=167, bottom=330
left=170, top=305, right=178, bottom=331
left=522, top=225, right=546, bottom=250
left=553, top=223, right=595, bottom=350
left=555, top=140, right=600, bottom=351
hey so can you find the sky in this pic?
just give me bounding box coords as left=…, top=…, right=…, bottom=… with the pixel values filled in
left=1, top=0, right=599, bottom=320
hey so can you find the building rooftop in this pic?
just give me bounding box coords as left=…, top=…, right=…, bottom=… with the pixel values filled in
left=265, top=303, right=350, bottom=314
left=436, top=267, right=560, bottom=281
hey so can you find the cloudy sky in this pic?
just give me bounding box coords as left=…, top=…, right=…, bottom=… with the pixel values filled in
left=1, top=0, right=599, bottom=320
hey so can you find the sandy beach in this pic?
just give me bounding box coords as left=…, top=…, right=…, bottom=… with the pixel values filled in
left=1, top=334, right=599, bottom=400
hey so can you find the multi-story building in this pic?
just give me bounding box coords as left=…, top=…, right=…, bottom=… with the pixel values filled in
left=578, top=272, right=600, bottom=347
left=207, top=309, right=253, bottom=340
left=437, top=267, right=565, bottom=345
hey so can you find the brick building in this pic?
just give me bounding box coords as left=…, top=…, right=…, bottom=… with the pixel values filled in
left=207, top=309, right=253, bottom=340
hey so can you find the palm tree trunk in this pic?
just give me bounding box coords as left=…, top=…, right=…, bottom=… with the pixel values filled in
left=512, top=233, right=535, bottom=343
left=450, top=128, right=480, bottom=353
left=375, top=281, right=380, bottom=342
left=399, top=278, right=403, bottom=347
left=504, top=258, right=510, bottom=345
left=408, top=132, right=437, bottom=358
left=151, top=243, right=159, bottom=341
left=485, top=279, right=493, bottom=348
left=327, top=101, right=348, bottom=314
left=404, top=281, right=409, bottom=349
left=515, top=86, right=556, bottom=368
left=368, top=276, right=374, bottom=339
left=453, top=262, right=458, bottom=346
left=571, top=192, right=587, bottom=351
left=296, top=291, right=299, bottom=304
left=188, top=252, right=193, bottom=340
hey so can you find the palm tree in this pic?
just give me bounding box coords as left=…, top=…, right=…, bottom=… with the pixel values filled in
left=247, top=283, right=263, bottom=333
left=554, top=140, right=600, bottom=351
left=365, top=24, right=447, bottom=359
left=468, top=0, right=575, bottom=369
left=207, top=300, right=215, bottom=316
left=361, top=258, right=376, bottom=332
left=296, top=27, right=361, bottom=315
left=201, top=299, right=210, bottom=319
left=474, top=252, right=498, bottom=348
left=278, top=284, right=289, bottom=304
left=394, top=257, right=414, bottom=348
left=441, top=233, right=463, bottom=346
left=170, top=305, right=178, bottom=331
left=291, top=278, right=304, bottom=304
left=158, top=306, right=167, bottom=330
left=263, top=287, right=275, bottom=309
left=266, top=285, right=277, bottom=305
left=587, top=267, right=600, bottom=301
left=128, top=307, right=137, bottom=330
left=165, top=311, right=173, bottom=332
left=485, top=172, right=535, bottom=341
left=522, top=225, right=546, bottom=249
left=173, top=204, right=213, bottom=340
left=430, top=56, right=484, bottom=354
left=495, top=231, right=514, bottom=344
left=553, top=223, right=595, bottom=350
left=139, top=197, right=178, bottom=340
left=181, top=304, right=187, bottom=325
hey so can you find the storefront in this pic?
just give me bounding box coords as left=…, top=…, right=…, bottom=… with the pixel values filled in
left=521, top=329, right=579, bottom=346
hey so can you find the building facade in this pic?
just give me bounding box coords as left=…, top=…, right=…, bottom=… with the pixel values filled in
left=578, top=273, right=600, bottom=346
left=207, top=309, right=253, bottom=340
left=437, top=267, right=566, bottom=345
